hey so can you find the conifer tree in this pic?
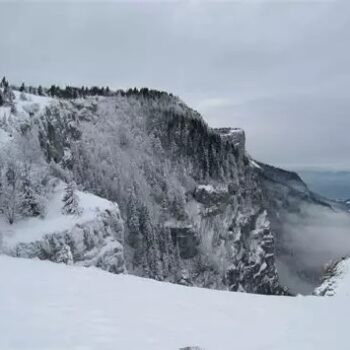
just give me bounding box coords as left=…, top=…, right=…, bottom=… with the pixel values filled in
left=20, top=178, right=42, bottom=217
left=62, top=180, right=82, bottom=215
left=126, top=192, right=140, bottom=248
left=0, top=164, right=23, bottom=224
left=38, top=85, right=43, bottom=96
left=139, top=204, right=161, bottom=278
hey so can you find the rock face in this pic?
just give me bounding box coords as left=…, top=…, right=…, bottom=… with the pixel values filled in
left=20, top=92, right=287, bottom=294
left=7, top=209, right=125, bottom=274
left=214, top=127, right=246, bottom=152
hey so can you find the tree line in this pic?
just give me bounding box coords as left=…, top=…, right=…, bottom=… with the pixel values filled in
left=10, top=78, right=172, bottom=100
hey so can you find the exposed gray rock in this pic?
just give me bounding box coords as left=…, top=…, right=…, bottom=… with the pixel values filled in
left=215, top=127, right=246, bottom=152
left=169, top=225, right=199, bottom=259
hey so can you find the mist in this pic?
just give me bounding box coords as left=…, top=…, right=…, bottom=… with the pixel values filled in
left=277, top=204, right=350, bottom=295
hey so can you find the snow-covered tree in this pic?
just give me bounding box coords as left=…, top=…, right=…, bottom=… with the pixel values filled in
left=37, top=85, right=43, bottom=96
left=139, top=204, right=161, bottom=278
left=126, top=192, right=140, bottom=249
left=0, top=163, right=24, bottom=224
left=0, top=77, right=14, bottom=108
left=20, top=178, right=43, bottom=218
left=62, top=180, right=82, bottom=216
left=55, top=244, right=73, bottom=265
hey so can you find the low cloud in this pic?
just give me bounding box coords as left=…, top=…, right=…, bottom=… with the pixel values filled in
left=277, top=204, right=350, bottom=294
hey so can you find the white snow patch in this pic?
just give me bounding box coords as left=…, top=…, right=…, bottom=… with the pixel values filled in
left=0, top=255, right=348, bottom=350
left=197, top=184, right=215, bottom=193
left=250, top=159, right=262, bottom=169
left=0, top=92, right=54, bottom=151
left=13, top=91, right=53, bottom=117
left=2, top=182, right=117, bottom=248
left=197, top=184, right=228, bottom=194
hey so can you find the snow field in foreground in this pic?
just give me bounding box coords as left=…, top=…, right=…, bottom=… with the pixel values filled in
left=0, top=256, right=347, bottom=350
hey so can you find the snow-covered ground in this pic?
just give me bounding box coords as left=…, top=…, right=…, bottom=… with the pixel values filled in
left=12, top=90, right=53, bottom=118
left=0, top=91, right=53, bottom=151
left=0, top=255, right=348, bottom=350
left=2, top=182, right=117, bottom=248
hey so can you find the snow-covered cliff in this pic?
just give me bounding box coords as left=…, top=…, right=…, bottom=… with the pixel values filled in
left=1, top=181, right=125, bottom=274
left=0, top=81, right=344, bottom=295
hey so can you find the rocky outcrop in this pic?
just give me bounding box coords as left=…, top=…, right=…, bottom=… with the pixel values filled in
left=313, top=257, right=350, bottom=296
left=214, top=127, right=246, bottom=152
left=7, top=209, right=125, bottom=274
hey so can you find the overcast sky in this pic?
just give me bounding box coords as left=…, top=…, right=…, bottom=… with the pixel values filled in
left=1, top=1, right=349, bottom=171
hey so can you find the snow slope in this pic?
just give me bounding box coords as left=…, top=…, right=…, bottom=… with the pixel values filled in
left=12, top=90, right=52, bottom=117
left=0, top=91, right=53, bottom=149
left=0, top=256, right=347, bottom=350
left=2, top=182, right=117, bottom=248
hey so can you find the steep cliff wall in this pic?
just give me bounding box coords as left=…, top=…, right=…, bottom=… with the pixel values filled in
left=2, top=87, right=343, bottom=295
left=28, top=93, right=287, bottom=294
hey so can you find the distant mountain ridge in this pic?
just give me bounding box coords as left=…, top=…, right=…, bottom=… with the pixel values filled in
left=298, top=170, right=350, bottom=200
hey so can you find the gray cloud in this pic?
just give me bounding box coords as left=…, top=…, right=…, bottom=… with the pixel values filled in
left=0, top=1, right=349, bottom=170
left=277, top=203, right=350, bottom=294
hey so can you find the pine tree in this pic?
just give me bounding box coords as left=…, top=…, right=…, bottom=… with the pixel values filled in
left=126, top=192, right=140, bottom=248
left=38, top=85, right=43, bottom=96
left=49, top=85, right=57, bottom=97
left=139, top=204, right=161, bottom=278
left=0, top=164, right=23, bottom=224
left=20, top=178, right=42, bottom=217
left=62, top=181, right=82, bottom=215
left=0, top=77, right=7, bottom=88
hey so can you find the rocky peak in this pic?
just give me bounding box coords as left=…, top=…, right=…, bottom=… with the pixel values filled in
left=214, top=127, right=246, bottom=151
